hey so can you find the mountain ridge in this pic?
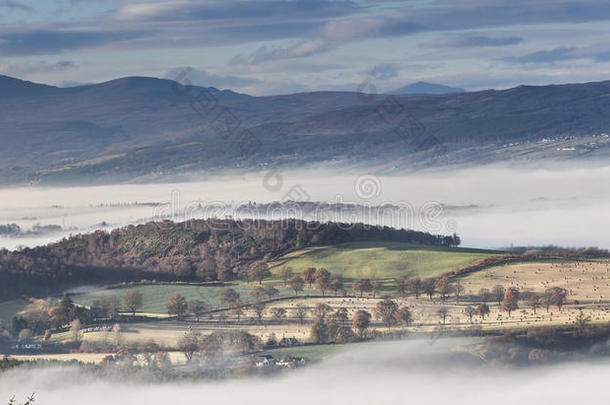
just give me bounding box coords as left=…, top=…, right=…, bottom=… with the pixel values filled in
left=2, top=74, right=610, bottom=185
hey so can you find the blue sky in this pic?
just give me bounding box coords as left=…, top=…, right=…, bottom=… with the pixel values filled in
left=1, top=0, right=610, bottom=95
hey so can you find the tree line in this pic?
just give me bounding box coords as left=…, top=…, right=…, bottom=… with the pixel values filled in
left=0, top=218, right=460, bottom=299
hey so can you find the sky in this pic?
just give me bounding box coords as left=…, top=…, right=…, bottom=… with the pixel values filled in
left=1, top=0, right=610, bottom=95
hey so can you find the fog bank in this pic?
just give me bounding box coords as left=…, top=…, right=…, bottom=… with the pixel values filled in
left=1, top=339, right=607, bottom=405
left=1, top=161, right=610, bottom=249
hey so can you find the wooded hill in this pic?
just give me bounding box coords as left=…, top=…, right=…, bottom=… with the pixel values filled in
left=0, top=219, right=460, bottom=299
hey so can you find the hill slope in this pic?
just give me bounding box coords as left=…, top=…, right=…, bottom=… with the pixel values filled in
left=3, top=75, right=610, bottom=184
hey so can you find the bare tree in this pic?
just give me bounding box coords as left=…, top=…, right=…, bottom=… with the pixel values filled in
left=330, top=277, right=344, bottom=296
left=394, top=275, right=408, bottom=298
left=124, top=290, right=143, bottom=318
left=178, top=329, right=201, bottom=362
left=476, top=303, right=490, bottom=320
left=437, top=307, right=449, bottom=325
left=189, top=300, right=208, bottom=322
left=314, top=303, right=332, bottom=321
left=289, top=275, right=305, bottom=295
left=252, top=301, right=266, bottom=324
left=302, top=267, right=316, bottom=288
left=422, top=278, right=436, bottom=300
left=278, top=266, right=294, bottom=287
left=545, top=287, right=567, bottom=311
left=271, top=307, right=287, bottom=324
left=407, top=277, right=423, bottom=299
left=293, top=304, right=308, bottom=324
left=527, top=297, right=541, bottom=314
left=166, top=294, right=187, bottom=317
left=464, top=306, right=476, bottom=323
left=478, top=288, right=491, bottom=303
left=492, top=285, right=505, bottom=306
left=353, top=278, right=372, bottom=297
left=453, top=281, right=465, bottom=303
left=371, top=279, right=382, bottom=298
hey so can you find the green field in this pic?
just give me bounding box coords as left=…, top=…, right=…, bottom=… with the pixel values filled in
left=270, top=242, right=502, bottom=281
left=0, top=299, right=27, bottom=326
left=71, top=283, right=315, bottom=314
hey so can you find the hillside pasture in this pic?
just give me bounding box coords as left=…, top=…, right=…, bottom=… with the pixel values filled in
left=270, top=242, right=502, bottom=281
left=70, top=283, right=315, bottom=315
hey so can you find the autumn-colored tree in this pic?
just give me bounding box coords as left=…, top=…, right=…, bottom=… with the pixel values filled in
left=492, top=285, right=505, bottom=306
left=476, top=303, right=490, bottom=319
left=124, top=290, right=143, bottom=318
left=218, top=287, right=240, bottom=306
left=434, top=276, right=451, bottom=301
left=314, top=268, right=331, bottom=284
left=501, top=287, right=520, bottom=316
left=353, top=278, right=372, bottom=297
left=248, top=260, right=271, bottom=284
left=302, top=267, right=316, bottom=288
left=293, top=304, right=308, bottom=324
left=375, top=299, right=399, bottom=328
left=315, top=277, right=331, bottom=296
left=166, top=294, right=188, bottom=317
left=329, top=277, right=344, bottom=296
left=48, top=306, right=68, bottom=329
left=352, top=310, right=371, bottom=339
left=248, top=285, right=266, bottom=302
left=278, top=266, right=294, bottom=287
left=289, top=275, right=305, bottom=296
left=188, top=299, right=208, bottom=322
left=395, top=306, right=413, bottom=329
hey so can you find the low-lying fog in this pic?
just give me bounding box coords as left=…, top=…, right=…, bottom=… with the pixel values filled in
left=1, top=339, right=607, bottom=405
left=1, top=161, right=610, bottom=250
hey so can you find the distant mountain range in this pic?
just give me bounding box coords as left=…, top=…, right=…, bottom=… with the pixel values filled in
left=389, top=81, right=466, bottom=95
left=1, top=75, right=610, bottom=185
